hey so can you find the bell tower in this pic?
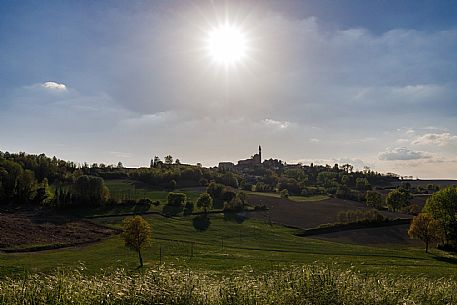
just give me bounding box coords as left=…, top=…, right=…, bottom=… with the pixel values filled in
left=258, top=145, right=262, bottom=164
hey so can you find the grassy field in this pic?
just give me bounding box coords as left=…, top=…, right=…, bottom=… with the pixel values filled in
left=105, top=179, right=202, bottom=203
left=1, top=213, right=456, bottom=279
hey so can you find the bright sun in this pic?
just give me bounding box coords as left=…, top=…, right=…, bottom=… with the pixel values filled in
left=206, top=23, right=248, bottom=66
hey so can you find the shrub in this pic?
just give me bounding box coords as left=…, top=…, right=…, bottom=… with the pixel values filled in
left=138, top=198, right=152, bottom=206
left=337, top=209, right=386, bottom=224
left=167, top=192, right=187, bottom=207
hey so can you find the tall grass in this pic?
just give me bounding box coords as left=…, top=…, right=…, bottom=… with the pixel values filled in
left=0, top=264, right=455, bottom=305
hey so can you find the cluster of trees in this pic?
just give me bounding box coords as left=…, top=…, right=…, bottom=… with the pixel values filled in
left=337, top=209, right=386, bottom=224
left=0, top=156, right=52, bottom=205
left=408, top=186, right=457, bottom=252
left=0, top=151, right=112, bottom=207
left=238, top=161, right=399, bottom=204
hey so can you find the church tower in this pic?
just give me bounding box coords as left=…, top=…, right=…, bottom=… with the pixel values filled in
left=258, top=145, right=262, bottom=164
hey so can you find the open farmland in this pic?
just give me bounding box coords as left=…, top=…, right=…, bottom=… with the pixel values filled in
left=245, top=193, right=411, bottom=229
left=0, top=210, right=116, bottom=252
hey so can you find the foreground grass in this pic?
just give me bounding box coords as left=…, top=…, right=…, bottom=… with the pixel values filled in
left=1, top=264, right=455, bottom=305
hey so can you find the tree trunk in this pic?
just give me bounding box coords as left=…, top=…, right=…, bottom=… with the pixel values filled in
left=138, top=250, right=143, bottom=267
left=425, top=241, right=429, bottom=253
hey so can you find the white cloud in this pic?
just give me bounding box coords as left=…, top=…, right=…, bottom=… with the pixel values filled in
left=263, top=118, right=291, bottom=129
left=412, top=133, right=457, bottom=146
left=120, top=111, right=176, bottom=128
left=378, top=147, right=431, bottom=161
left=41, top=81, right=67, bottom=91
left=395, top=138, right=410, bottom=144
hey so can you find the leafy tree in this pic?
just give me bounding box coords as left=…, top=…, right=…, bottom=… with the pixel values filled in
left=219, top=172, right=239, bottom=188
left=73, top=175, right=109, bottom=205
left=222, top=188, right=236, bottom=203
left=356, top=178, right=371, bottom=191
left=167, top=192, right=186, bottom=207
left=386, top=189, right=410, bottom=211
left=224, top=191, right=247, bottom=212
left=317, top=172, right=337, bottom=187
left=341, top=175, right=350, bottom=186
left=237, top=191, right=247, bottom=205
left=197, top=192, right=213, bottom=214
left=365, top=191, right=383, bottom=209
left=153, top=156, right=161, bottom=167
left=335, top=185, right=349, bottom=199
left=207, top=182, right=225, bottom=200
left=408, top=213, right=443, bottom=253
left=122, top=216, right=152, bottom=267
left=164, top=155, right=173, bottom=165
left=34, top=178, right=52, bottom=205
left=15, top=169, right=36, bottom=203
left=423, top=186, right=457, bottom=245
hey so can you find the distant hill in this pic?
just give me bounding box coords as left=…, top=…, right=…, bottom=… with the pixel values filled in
left=392, top=179, right=457, bottom=187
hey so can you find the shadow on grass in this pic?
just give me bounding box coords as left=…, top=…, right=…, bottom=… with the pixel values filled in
left=162, top=204, right=183, bottom=217
left=223, top=211, right=246, bottom=224
left=192, top=215, right=211, bottom=231
left=432, top=255, right=457, bottom=265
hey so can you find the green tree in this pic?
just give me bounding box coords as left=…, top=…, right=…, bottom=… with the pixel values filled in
left=207, top=182, right=225, bottom=200
left=167, top=192, right=186, bottom=207
left=164, top=155, right=173, bottom=165
left=197, top=192, right=213, bottom=214
left=408, top=213, right=443, bottom=253
left=34, top=178, right=52, bottom=205
left=73, top=175, right=109, bottom=205
left=423, top=186, right=457, bottom=245
left=356, top=178, right=371, bottom=191
left=222, top=188, right=236, bottom=203
left=365, top=191, right=383, bottom=209
left=386, top=189, right=410, bottom=211
left=122, top=216, right=152, bottom=267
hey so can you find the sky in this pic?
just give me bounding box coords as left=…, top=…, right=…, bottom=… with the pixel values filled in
left=1, top=0, right=457, bottom=179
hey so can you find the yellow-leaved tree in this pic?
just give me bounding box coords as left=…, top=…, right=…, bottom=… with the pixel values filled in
left=408, top=213, right=443, bottom=253
left=122, top=216, right=152, bottom=267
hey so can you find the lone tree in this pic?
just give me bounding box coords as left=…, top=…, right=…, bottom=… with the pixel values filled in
left=197, top=192, right=213, bottom=214
left=122, top=216, right=152, bottom=267
left=408, top=213, right=442, bottom=253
